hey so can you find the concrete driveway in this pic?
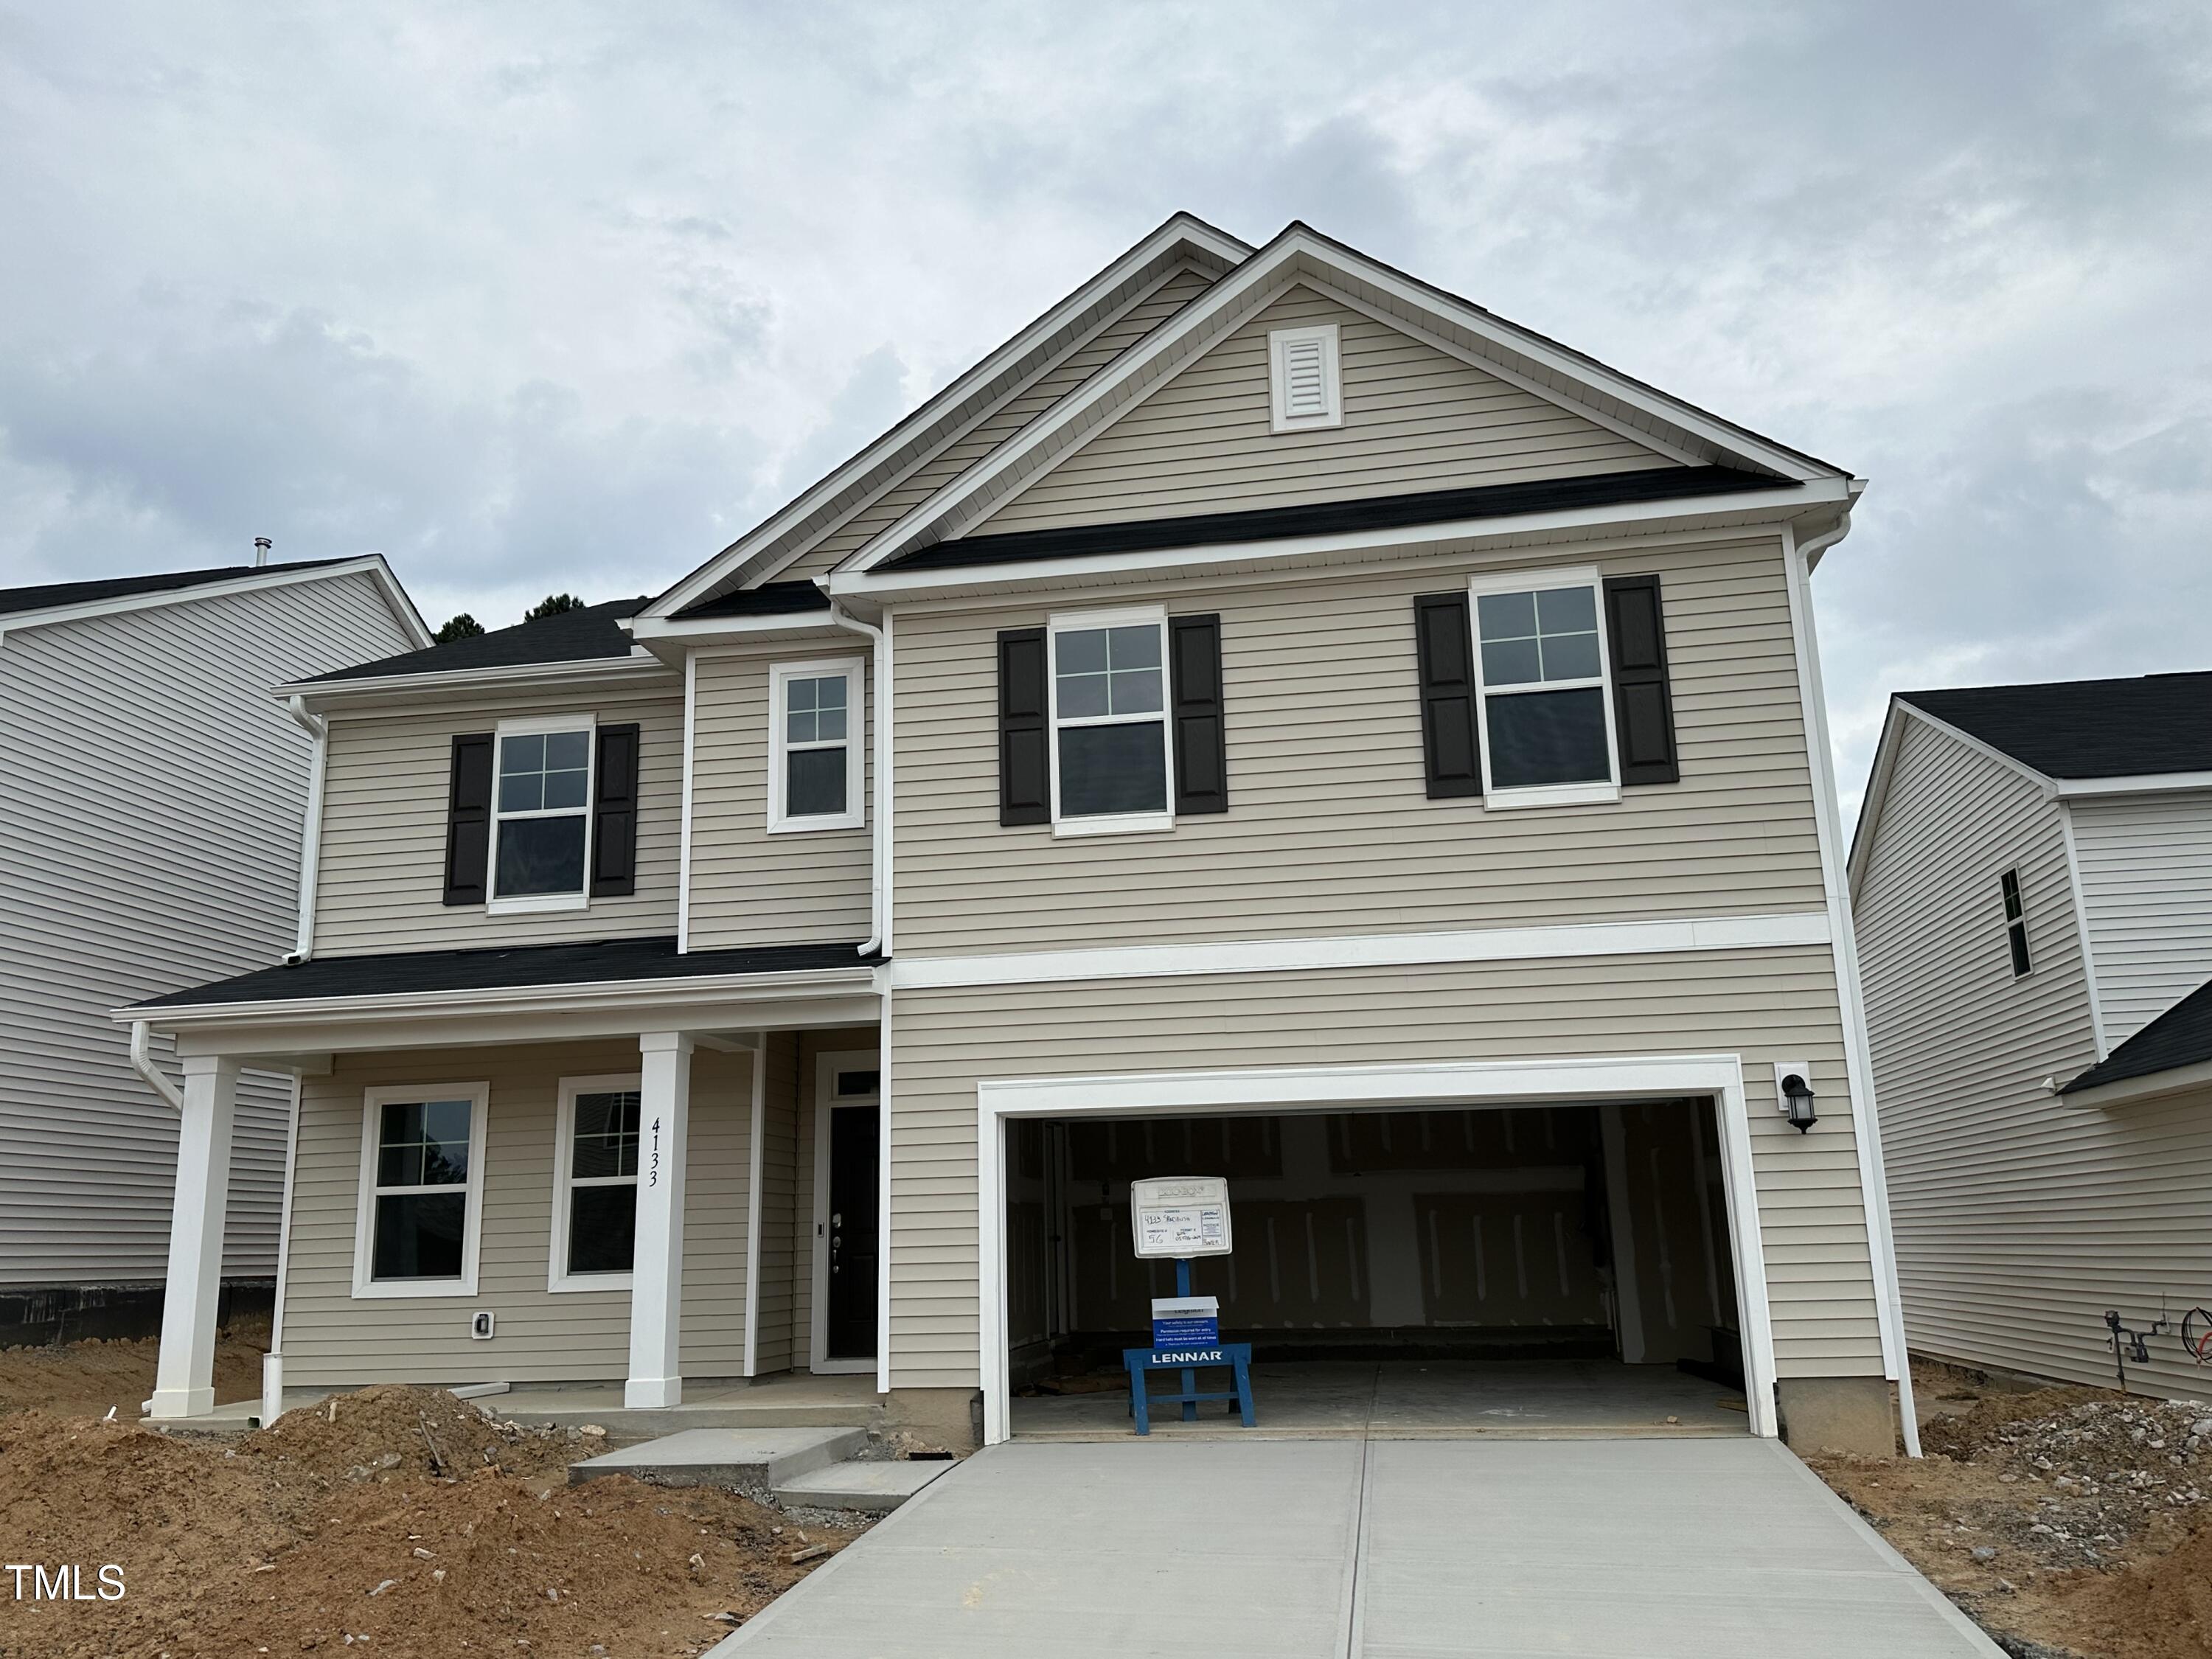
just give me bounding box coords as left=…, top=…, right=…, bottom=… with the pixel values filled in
left=711, top=1437, right=2001, bottom=1658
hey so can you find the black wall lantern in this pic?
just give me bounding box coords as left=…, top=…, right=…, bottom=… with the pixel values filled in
left=1779, top=1071, right=1818, bottom=1133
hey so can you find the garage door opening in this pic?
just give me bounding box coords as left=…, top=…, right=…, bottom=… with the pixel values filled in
left=998, top=1099, right=1753, bottom=1439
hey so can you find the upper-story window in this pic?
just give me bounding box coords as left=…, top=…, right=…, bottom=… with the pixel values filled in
left=768, top=658, right=865, bottom=832
left=1048, top=605, right=1173, bottom=835
left=492, top=716, right=595, bottom=911
left=1269, top=324, right=1343, bottom=432
left=2000, top=867, right=2032, bottom=976
left=1467, top=568, right=1621, bottom=810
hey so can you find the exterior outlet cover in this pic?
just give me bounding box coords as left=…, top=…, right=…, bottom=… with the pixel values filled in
left=1770, top=1060, right=1813, bottom=1115
left=470, top=1311, right=495, bottom=1340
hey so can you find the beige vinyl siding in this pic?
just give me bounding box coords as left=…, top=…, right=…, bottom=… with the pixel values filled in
left=0, top=570, right=417, bottom=1287
left=312, top=681, right=683, bottom=956
left=2069, top=792, right=2212, bottom=1045
left=1857, top=720, right=2212, bottom=1402
left=892, top=534, right=1825, bottom=956
left=685, top=650, right=872, bottom=950
left=885, top=946, right=1883, bottom=1390
left=974, top=284, right=1674, bottom=535
left=774, top=267, right=1217, bottom=582
left=282, top=1041, right=753, bottom=1388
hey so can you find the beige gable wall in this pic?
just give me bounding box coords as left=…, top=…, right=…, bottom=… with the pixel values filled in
left=886, top=946, right=1883, bottom=1391
left=686, top=645, right=874, bottom=950
left=2069, top=791, right=2212, bottom=1044
left=774, top=266, right=1217, bottom=582
left=313, top=681, right=684, bottom=956
left=890, top=533, right=1825, bottom=957
left=972, top=284, right=1674, bottom=536
left=1857, top=720, right=2212, bottom=1403
left=282, top=1040, right=751, bottom=1388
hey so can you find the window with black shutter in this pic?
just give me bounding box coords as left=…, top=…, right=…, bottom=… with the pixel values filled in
left=1602, top=574, right=1680, bottom=785
left=998, top=627, right=1050, bottom=826
left=590, top=723, right=641, bottom=897
left=1169, top=613, right=1228, bottom=815
left=1413, top=594, right=1481, bottom=799
left=442, top=733, right=494, bottom=905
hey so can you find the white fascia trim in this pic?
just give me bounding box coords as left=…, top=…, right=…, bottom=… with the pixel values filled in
left=644, top=218, right=1253, bottom=618
left=2051, top=771, right=2212, bottom=799
left=276, top=652, right=670, bottom=709
left=0, top=556, right=431, bottom=650
left=891, top=911, right=1831, bottom=992
left=626, top=611, right=832, bottom=644
left=973, top=1051, right=1778, bottom=1445
left=2062, top=1056, right=2212, bottom=1110
left=116, top=964, right=880, bottom=1031
left=830, top=479, right=1850, bottom=600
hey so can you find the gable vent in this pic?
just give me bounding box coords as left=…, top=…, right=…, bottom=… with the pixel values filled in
left=1269, top=323, right=1343, bottom=432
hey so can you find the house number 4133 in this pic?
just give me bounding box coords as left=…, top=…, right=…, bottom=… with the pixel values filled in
left=649, top=1116, right=662, bottom=1188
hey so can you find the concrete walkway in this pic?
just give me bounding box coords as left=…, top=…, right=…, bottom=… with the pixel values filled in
left=709, top=1437, right=2001, bottom=1658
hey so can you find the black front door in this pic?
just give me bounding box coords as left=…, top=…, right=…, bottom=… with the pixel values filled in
left=826, top=1104, right=880, bottom=1360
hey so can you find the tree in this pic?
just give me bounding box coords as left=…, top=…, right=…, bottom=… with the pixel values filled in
left=433, top=613, right=485, bottom=643
left=524, top=593, right=586, bottom=622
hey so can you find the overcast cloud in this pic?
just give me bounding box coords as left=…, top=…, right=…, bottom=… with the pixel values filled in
left=2, top=1, right=2207, bottom=806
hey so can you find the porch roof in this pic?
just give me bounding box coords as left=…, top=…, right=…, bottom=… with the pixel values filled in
left=128, top=936, right=880, bottom=1012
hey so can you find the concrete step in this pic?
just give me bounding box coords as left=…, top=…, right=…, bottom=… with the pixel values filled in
left=487, top=1400, right=878, bottom=1446
left=568, top=1426, right=867, bottom=1489
left=772, top=1458, right=956, bottom=1514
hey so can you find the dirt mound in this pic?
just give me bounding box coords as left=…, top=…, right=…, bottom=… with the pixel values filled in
left=0, top=1326, right=265, bottom=1416
left=2043, top=1519, right=2212, bottom=1659
left=0, top=1394, right=859, bottom=1659
left=1921, top=1385, right=2115, bottom=1461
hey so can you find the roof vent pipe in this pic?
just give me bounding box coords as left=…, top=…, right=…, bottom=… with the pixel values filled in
left=253, top=536, right=272, bottom=568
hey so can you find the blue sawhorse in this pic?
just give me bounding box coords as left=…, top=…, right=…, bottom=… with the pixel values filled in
left=1122, top=1342, right=1255, bottom=1433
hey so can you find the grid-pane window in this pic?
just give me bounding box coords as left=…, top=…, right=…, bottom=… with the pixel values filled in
left=493, top=728, right=591, bottom=898
left=370, top=1099, right=473, bottom=1281
left=1472, top=583, right=1613, bottom=791
left=785, top=674, right=849, bottom=818
left=1052, top=620, right=1169, bottom=819
left=565, top=1088, right=641, bottom=1276
left=2000, top=868, right=2032, bottom=977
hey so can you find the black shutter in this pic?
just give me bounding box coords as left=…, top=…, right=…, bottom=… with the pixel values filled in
left=998, top=627, right=1050, bottom=826
left=1604, top=574, right=1680, bottom=785
left=1169, top=613, right=1228, bottom=815
left=442, top=733, right=494, bottom=905
left=590, top=722, right=641, bottom=897
left=1413, top=594, right=1482, bottom=799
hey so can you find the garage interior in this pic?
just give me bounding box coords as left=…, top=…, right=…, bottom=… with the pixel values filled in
left=1004, top=1099, right=1753, bottom=1438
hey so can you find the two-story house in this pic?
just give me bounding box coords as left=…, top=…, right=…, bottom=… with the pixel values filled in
left=121, top=216, right=1913, bottom=1455
left=1851, top=672, right=2212, bottom=1403
left=1, top=554, right=426, bottom=1340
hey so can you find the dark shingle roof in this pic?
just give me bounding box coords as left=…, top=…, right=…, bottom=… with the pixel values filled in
left=310, top=596, right=648, bottom=683
left=132, top=935, right=877, bottom=1010
left=673, top=580, right=833, bottom=622
left=2062, top=976, right=2212, bottom=1094
left=881, top=466, right=1784, bottom=573
left=0, top=559, right=348, bottom=621
left=1899, top=673, right=2212, bottom=780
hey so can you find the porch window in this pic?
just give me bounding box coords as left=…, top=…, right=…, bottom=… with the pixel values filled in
left=353, top=1085, right=487, bottom=1298
left=1467, top=568, right=1621, bottom=809
left=551, top=1076, right=642, bottom=1290
left=768, top=658, right=865, bottom=832
left=491, top=716, right=594, bottom=911
left=1048, top=605, right=1173, bottom=834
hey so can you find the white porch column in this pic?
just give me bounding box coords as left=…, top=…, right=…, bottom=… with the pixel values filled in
left=149, top=1055, right=241, bottom=1419
left=627, top=1031, right=693, bottom=1408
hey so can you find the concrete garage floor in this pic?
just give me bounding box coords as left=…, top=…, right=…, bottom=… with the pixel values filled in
left=708, top=1438, right=2001, bottom=1658
left=1012, top=1358, right=1748, bottom=1439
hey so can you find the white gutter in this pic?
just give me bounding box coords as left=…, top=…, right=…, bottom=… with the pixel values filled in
left=1783, top=514, right=1922, bottom=1456
left=284, top=696, right=328, bottom=961
left=824, top=594, right=889, bottom=957
left=128, top=1020, right=186, bottom=1111
left=2061, top=1054, right=2212, bottom=1110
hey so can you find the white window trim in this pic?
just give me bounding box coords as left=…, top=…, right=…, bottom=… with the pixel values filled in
left=1466, top=566, right=1622, bottom=811
left=809, top=1049, right=883, bottom=1374
left=487, top=712, right=597, bottom=914
left=767, top=657, right=867, bottom=834
left=352, top=1082, right=490, bottom=1299
left=548, top=1072, right=644, bottom=1293
left=1268, top=322, right=1343, bottom=433
left=1046, top=603, right=1176, bottom=838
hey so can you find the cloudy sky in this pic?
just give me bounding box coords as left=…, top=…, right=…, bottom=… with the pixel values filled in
left=3, top=2, right=2206, bottom=804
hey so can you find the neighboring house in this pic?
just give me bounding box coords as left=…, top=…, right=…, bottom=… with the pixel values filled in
left=1851, top=674, right=2212, bottom=1403
left=0, top=557, right=428, bottom=1335
left=122, top=215, right=1915, bottom=1455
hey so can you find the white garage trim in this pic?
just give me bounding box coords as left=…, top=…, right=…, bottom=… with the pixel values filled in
left=973, top=1053, right=1777, bottom=1446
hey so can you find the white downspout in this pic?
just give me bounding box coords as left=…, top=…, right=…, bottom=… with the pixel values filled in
left=283, top=695, right=328, bottom=962
left=129, top=1020, right=185, bottom=1112
left=824, top=595, right=888, bottom=958
left=1785, top=511, right=1922, bottom=1456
